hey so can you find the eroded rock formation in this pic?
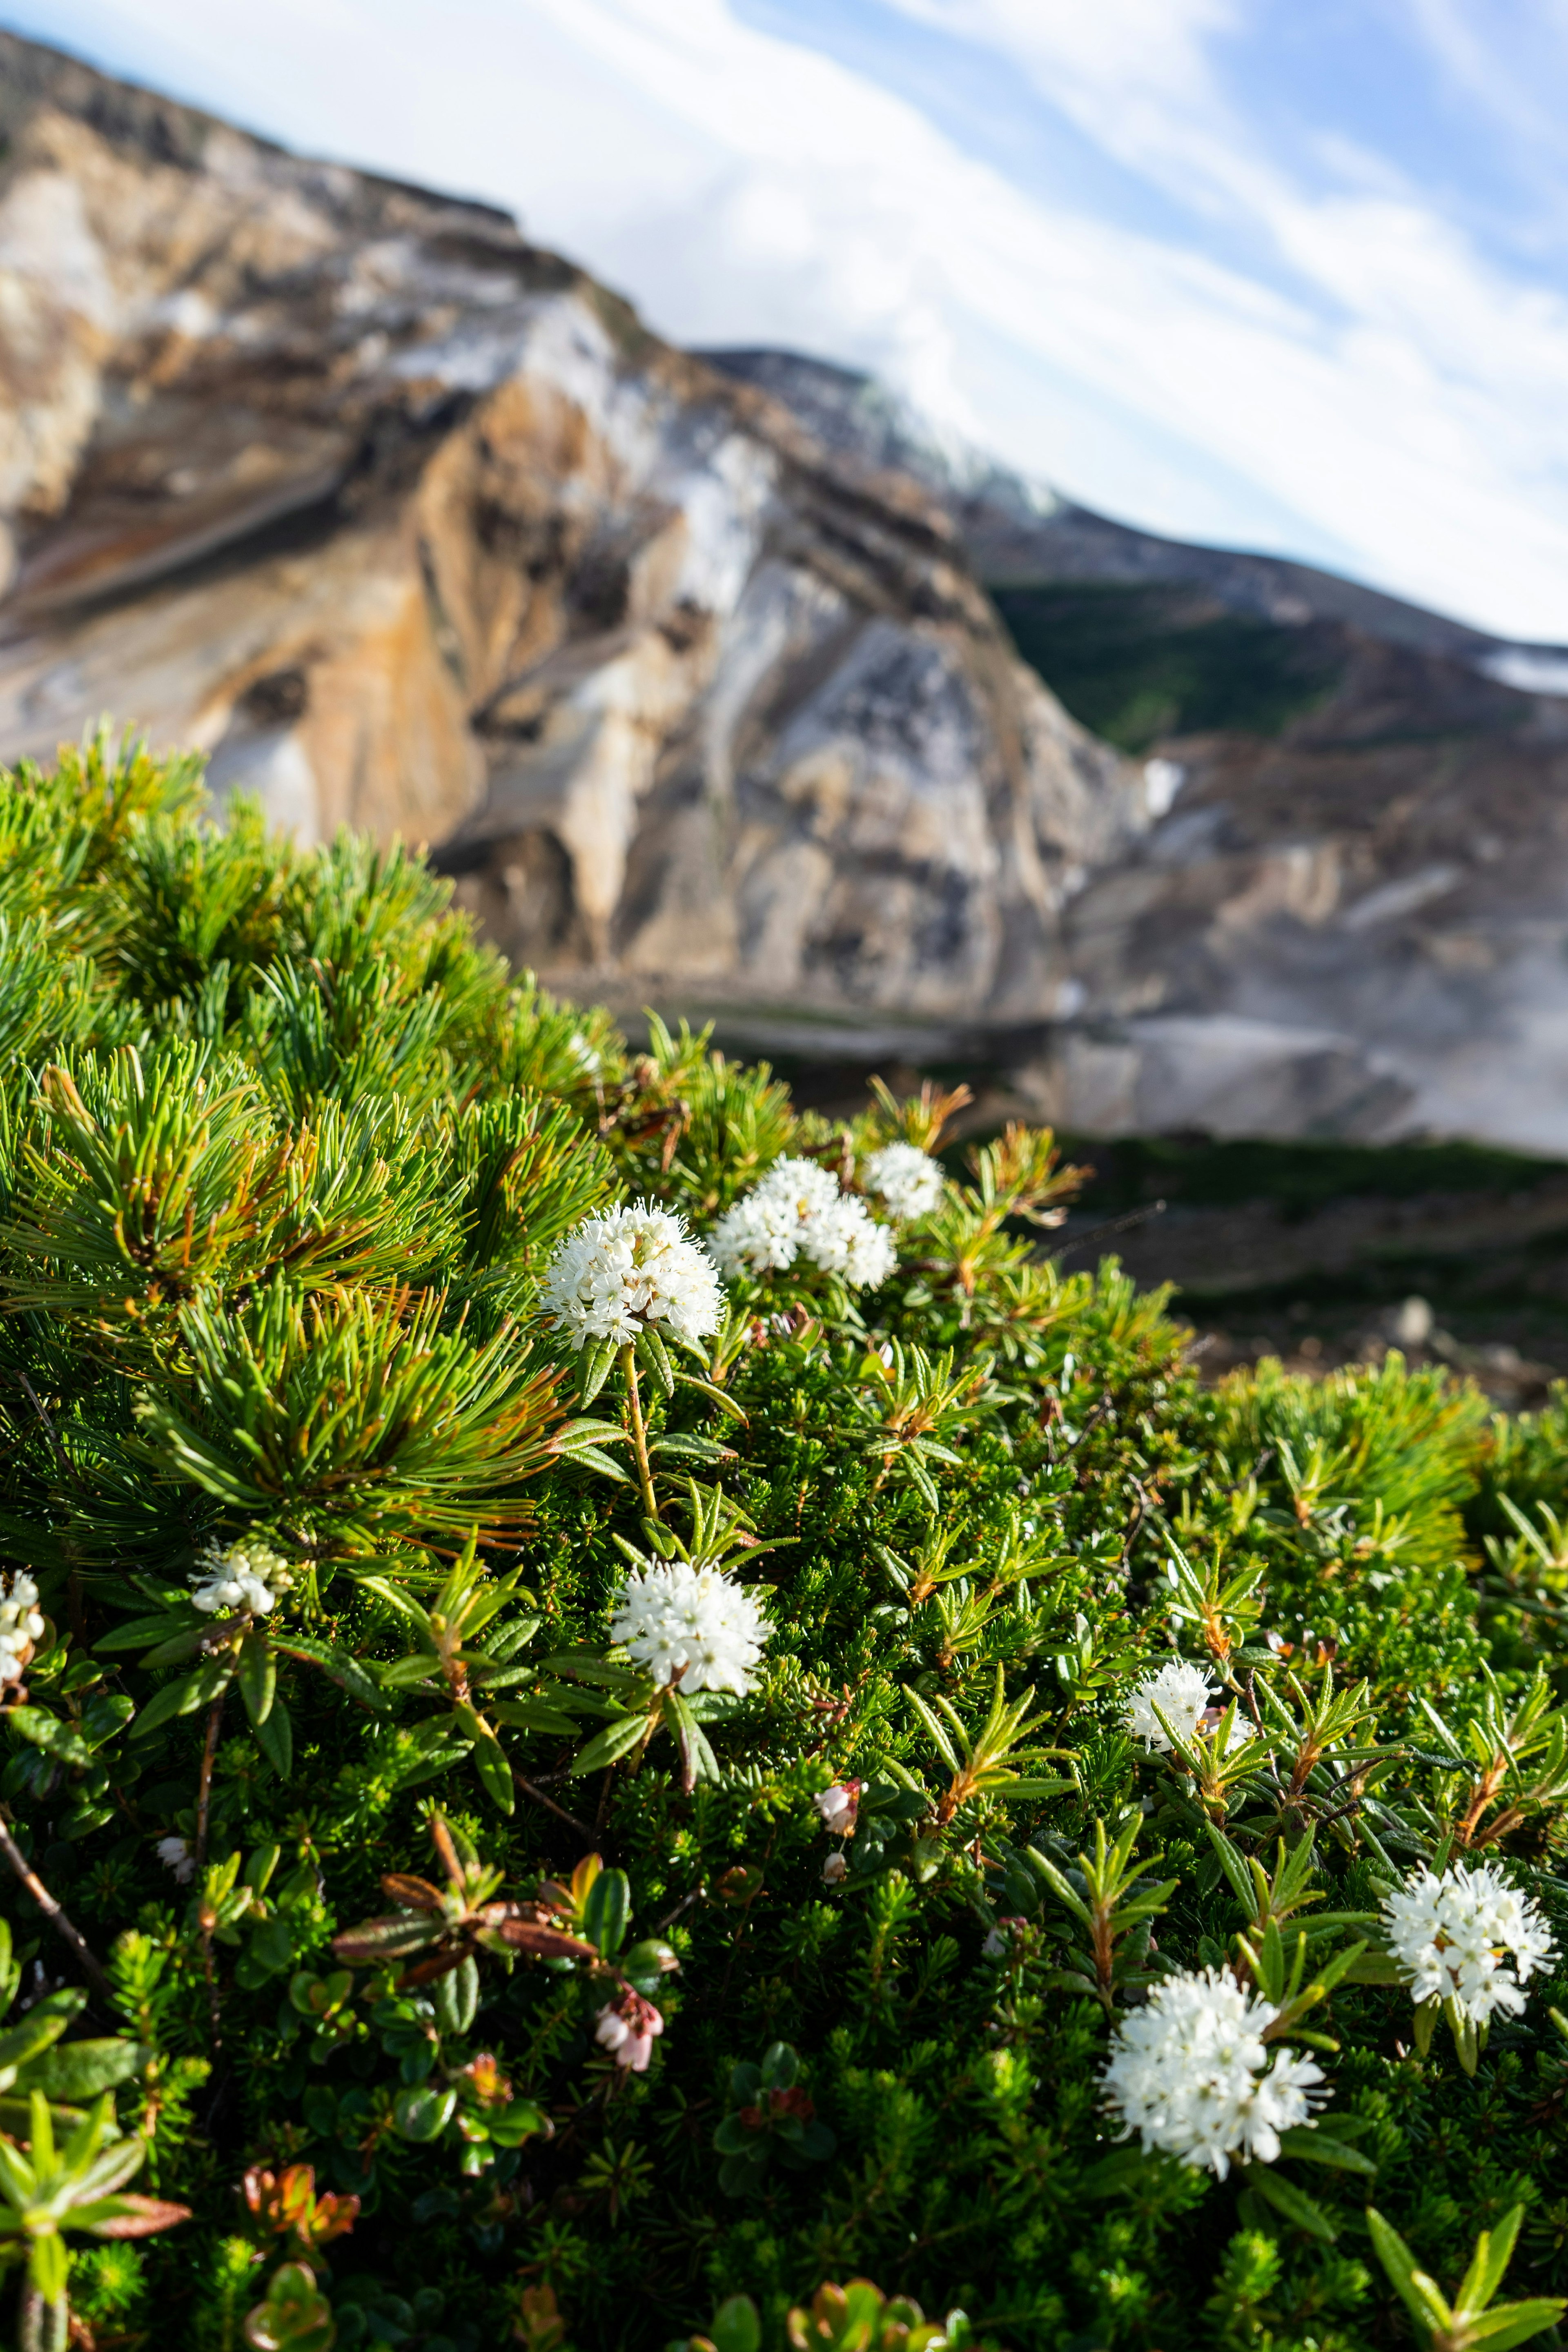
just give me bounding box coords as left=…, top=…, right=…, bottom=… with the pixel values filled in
left=0, top=31, right=1145, bottom=1036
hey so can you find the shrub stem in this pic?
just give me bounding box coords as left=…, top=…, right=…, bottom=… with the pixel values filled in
left=0, top=1810, right=111, bottom=1999
left=620, top=1343, right=659, bottom=1520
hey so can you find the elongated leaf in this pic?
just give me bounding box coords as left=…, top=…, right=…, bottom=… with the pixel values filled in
left=252, top=1695, right=293, bottom=1779
left=454, top=1704, right=514, bottom=1813
left=639, top=1324, right=675, bottom=1394
left=569, top=1712, right=652, bottom=1775
left=650, top=1434, right=735, bottom=1463
left=94, top=1613, right=197, bottom=1653
left=331, top=1913, right=443, bottom=1963
left=380, top=1876, right=446, bottom=1912
left=27, top=2038, right=148, bottom=2100
left=236, top=1628, right=276, bottom=1727
left=274, top=1637, right=387, bottom=1711
left=130, top=1660, right=231, bottom=1739
left=1367, top=2208, right=1454, bottom=2335
left=1274, top=2126, right=1377, bottom=2176
left=489, top=1697, right=582, bottom=1735
left=82, top=2194, right=192, bottom=2240
left=903, top=1684, right=961, bottom=1773
left=1203, top=1820, right=1256, bottom=1910
left=577, top=1338, right=617, bottom=1408
left=1463, top=2301, right=1568, bottom=2351
left=490, top=1918, right=599, bottom=1961
left=583, top=1866, right=630, bottom=1959
left=675, top=1374, right=748, bottom=1423
left=1459, top=2207, right=1525, bottom=2320
left=1245, top=2164, right=1338, bottom=2241
left=0, top=1992, right=85, bottom=2080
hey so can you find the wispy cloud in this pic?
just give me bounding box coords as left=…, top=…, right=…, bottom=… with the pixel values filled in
left=17, top=0, right=1568, bottom=637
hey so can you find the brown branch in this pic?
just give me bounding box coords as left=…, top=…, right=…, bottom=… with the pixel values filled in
left=194, top=1692, right=225, bottom=1870
left=511, top=1767, right=597, bottom=1844
left=0, top=1810, right=111, bottom=1999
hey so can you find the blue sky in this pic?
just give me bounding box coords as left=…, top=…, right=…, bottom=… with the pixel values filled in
left=12, top=0, right=1568, bottom=639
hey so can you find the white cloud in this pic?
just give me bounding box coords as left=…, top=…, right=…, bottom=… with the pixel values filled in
left=19, top=0, right=1568, bottom=637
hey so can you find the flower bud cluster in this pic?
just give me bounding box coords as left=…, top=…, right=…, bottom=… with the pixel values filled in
left=610, top=1561, right=768, bottom=1695
left=862, top=1141, right=945, bottom=1221
left=1381, top=1861, right=1556, bottom=2025
left=190, top=1539, right=293, bottom=1618
left=1102, top=1966, right=1324, bottom=2177
left=709, top=1159, right=896, bottom=1291
left=542, top=1203, right=723, bottom=1348
left=1123, top=1659, right=1253, bottom=1754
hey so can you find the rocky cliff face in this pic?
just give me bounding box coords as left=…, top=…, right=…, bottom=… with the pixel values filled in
left=710, top=352, right=1568, bottom=1156
left=0, top=31, right=1144, bottom=1038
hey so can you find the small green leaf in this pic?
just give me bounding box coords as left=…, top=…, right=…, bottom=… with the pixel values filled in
left=568, top=1713, right=651, bottom=1775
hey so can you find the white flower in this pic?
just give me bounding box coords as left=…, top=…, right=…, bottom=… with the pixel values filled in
left=1102, top=1967, right=1325, bottom=2178
left=542, top=1203, right=723, bottom=1348
left=610, top=1560, right=768, bottom=1695
left=814, top=1782, right=860, bottom=1835
left=709, top=1159, right=897, bottom=1291
left=156, top=1835, right=195, bottom=1886
left=0, top=1572, right=43, bottom=1686
left=864, top=1142, right=944, bottom=1221
left=822, top=1851, right=848, bottom=1887
left=191, top=1540, right=292, bottom=1618
left=595, top=1991, right=663, bottom=2072
left=1124, top=1659, right=1252, bottom=1754
left=1381, top=1862, right=1557, bottom=2026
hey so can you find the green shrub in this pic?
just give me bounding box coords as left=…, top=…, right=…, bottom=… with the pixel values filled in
left=0, top=735, right=1564, bottom=2352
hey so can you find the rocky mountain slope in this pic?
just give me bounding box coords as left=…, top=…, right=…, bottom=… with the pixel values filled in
left=0, top=29, right=1145, bottom=1042
left=706, top=352, right=1568, bottom=1155
left=9, top=31, right=1568, bottom=1154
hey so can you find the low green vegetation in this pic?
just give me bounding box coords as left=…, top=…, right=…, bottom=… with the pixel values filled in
left=990, top=581, right=1345, bottom=751
left=0, top=737, right=1566, bottom=2352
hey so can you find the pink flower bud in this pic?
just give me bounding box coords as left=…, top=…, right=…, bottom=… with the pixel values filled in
left=595, top=1989, right=664, bottom=2069
left=813, top=1780, right=861, bottom=1835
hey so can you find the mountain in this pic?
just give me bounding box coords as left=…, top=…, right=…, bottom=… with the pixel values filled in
left=706, top=352, right=1568, bottom=1155
left=0, top=30, right=1143, bottom=1049
left=8, top=33, right=1568, bottom=1153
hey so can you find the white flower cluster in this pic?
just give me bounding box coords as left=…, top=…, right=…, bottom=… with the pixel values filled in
left=709, top=1159, right=896, bottom=1290
left=1103, top=1967, right=1324, bottom=2177
left=1124, top=1659, right=1253, bottom=1755
left=542, top=1203, right=723, bottom=1348
left=190, top=1540, right=292, bottom=1618
left=1381, top=1862, right=1556, bottom=2025
left=862, top=1142, right=945, bottom=1221
left=0, top=1573, right=44, bottom=1686
left=610, top=1560, right=768, bottom=1695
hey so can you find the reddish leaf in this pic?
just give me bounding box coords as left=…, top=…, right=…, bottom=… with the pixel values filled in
left=89, top=2195, right=193, bottom=2238
left=379, top=1874, right=446, bottom=1913
left=488, top=1917, right=598, bottom=1961
left=331, top=1913, right=441, bottom=1962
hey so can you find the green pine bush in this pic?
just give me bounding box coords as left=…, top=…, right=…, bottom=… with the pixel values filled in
left=0, top=734, right=1565, bottom=2352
